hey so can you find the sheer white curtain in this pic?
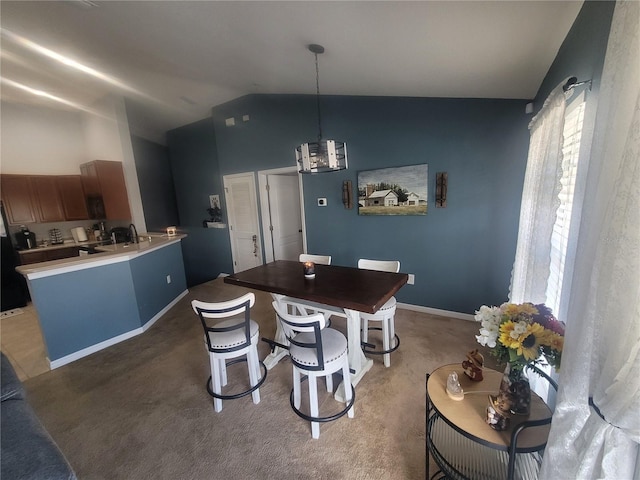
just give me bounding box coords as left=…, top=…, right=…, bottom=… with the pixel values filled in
left=540, top=1, right=640, bottom=478
left=509, top=86, right=566, bottom=305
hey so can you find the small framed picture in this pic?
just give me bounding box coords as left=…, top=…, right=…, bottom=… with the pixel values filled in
left=209, top=195, right=220, bottom=209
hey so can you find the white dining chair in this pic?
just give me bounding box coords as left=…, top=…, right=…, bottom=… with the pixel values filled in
left=294, top=253, right=333, bottom=324
left=191, top=292, right=267, bottom=412
left=299, top=253, right=331, bottom=265
left=357, top=258, right=401, bottom=367
left=272, top=300, right=354, bottom=439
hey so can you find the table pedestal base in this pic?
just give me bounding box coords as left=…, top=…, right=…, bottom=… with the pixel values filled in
left=264, top=349, right=288, bottom=370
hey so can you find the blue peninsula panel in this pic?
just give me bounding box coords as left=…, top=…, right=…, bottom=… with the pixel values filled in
left=130, top=242, right=187, bottom=324
left=29, top=260, right=139, bottom=361
left=20, top=237, right=189, bottom=366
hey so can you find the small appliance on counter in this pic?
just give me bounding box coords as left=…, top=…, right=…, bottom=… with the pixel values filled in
left=109, top=227, right=131, bottom=244
left=70, top=226, right=88, bottom=243
left=15, top=225, right=36, bottom=250
left=49, top=228, right=64, bottom=245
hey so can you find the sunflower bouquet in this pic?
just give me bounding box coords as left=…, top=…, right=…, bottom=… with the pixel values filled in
left=474, top=302, right=565, bottom=373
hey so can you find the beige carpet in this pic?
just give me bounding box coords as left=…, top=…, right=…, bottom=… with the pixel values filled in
left=23, top=278, right=486, bottom=480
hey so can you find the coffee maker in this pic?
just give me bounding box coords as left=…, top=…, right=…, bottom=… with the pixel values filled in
left=15, top=225, right=36, bottom=250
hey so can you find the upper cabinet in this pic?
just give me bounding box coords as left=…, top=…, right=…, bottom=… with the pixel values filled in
left=80, top=160, right=131, bottom=220
left=1, top=175, right=38, bottom=225
left=30, top=175, right=66, bottom=223
left=1, top=174, right=90, bottom=225
left=1, top=161, right=131, bottom=224
left=57, top=175, right=89, bottom=221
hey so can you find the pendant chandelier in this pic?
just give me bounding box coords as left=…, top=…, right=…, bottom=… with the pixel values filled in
left=296, top=44, right=348, bottom=174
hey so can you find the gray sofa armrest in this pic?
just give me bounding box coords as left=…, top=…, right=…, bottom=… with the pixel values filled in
left=1, top=352, right=25, bottom=401
left=1, top=399, right=77, bottom=480
left=1, top=352, right=77, bottom=480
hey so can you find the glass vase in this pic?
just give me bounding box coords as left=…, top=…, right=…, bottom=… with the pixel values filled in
left=496, top=362, right=531, bottom=416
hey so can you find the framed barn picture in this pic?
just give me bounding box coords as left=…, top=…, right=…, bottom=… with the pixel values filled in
left=357, top=164, right=428, bottom=215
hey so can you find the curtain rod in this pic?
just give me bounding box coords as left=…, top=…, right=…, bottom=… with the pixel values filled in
left=563, top=76, right=592, bottom=92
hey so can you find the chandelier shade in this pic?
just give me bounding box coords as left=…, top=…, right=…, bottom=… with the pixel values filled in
left=296, top=140, right=348, bottom=173
left=296, top=44, right=348, bottom=174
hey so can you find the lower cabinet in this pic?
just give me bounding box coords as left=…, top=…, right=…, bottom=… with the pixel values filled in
left=19, top=247, right=80, bottom=265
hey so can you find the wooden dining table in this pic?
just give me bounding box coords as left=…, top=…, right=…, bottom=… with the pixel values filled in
left=224, top=260, right=408, bottom=401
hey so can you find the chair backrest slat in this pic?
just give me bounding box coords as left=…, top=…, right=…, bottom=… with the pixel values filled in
left=299, top=254, right=331, bottom=265
left=191, top=293, right=255, bottom=353
left=357, top=258, right=400, bottom=273
left=272, top=301, right=326, bottom=370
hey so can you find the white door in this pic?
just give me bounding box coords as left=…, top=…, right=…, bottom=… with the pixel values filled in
left=223, top=173, right=263, bottom=272
left=268, top=174, right=303, bottom=261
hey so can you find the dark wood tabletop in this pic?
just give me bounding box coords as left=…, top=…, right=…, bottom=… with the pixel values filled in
left=224, top=260, right=408, bottom=314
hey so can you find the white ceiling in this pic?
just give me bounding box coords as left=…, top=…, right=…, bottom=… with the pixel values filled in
left=0, top=1, right=583, bottom=144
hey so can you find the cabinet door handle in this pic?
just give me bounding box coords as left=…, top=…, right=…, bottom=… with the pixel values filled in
left=252, top=235, right=258, bottom=256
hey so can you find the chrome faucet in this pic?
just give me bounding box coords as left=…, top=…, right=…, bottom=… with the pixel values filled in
left=129, top=223, right=139, bottom=244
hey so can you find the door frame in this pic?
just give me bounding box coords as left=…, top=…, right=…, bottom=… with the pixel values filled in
left=257, top=166, right=307, bottom=263
left=223, top=171, right=263, bottom=273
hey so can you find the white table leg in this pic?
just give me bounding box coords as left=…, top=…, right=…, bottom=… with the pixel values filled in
left=334, top=308, right=373, bottom=402
left=263, top=294, right=290, bottom=370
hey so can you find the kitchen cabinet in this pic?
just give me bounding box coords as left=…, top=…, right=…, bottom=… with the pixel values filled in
left=57, top=175, right=89, bottom=221
left=80, top=160, right=131, bottom=220
left=1, top=174, right=90, bottom=224
left=19, top=246, right=80, bottom=265
left=18, top=250, right=49, bottom=265
left=1, top=175, right=38, bottom=225
left=31, top=176, right=65, bottom=223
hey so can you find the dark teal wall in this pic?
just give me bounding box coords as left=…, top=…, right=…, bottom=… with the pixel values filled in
left=210, top=94, right=531, bottom=313
left=164, top=0, right=614, bottom=314
left=131, top=135, right=179, bottom=232
left=167, top=118, right=233, bottom=286
left=535, top=0, right=615, bottom=109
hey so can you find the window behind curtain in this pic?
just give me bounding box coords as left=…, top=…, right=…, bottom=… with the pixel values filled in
left=546, top=91, right=586, bottom=317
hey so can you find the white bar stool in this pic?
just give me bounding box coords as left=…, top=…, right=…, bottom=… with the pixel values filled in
left=191, top=292, right=267, bottom=412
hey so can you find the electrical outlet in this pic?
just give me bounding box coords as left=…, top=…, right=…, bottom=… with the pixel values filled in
left=407, top=274, right=415, bottom=285
left=317, top=198, right=327, bottom=206
left=166, top=275, right=171, bottom=284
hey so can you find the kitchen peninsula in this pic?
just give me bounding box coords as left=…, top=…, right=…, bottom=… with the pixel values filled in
left=16, top=235, right=188, bottom=368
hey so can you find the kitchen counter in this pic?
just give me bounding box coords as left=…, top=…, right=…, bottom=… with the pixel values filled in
left=16, top=234, right=185, bottom=279
left=16, top=239, right=108, bottom=255
left=16, top=234, right=188, bottom=368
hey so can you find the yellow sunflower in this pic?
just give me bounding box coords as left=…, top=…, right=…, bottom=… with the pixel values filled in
left=499, top=321, right=546, bottom=361
left=544, top=331, right=564, bottom=352
left=502, top=302, right=538, bottom=318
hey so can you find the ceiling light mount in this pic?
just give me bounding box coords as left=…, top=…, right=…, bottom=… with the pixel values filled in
left=296, top=44, right=347, bottom=174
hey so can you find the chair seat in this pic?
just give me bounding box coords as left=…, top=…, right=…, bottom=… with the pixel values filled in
left=207, top=318, right=259, bottom=350
left=289, top=328, right=347, bottom=368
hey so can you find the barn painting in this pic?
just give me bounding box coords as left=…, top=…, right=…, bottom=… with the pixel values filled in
left=357, top=164, right=428, bottom=216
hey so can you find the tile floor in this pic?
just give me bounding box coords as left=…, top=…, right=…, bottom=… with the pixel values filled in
left=1, top=303, right=49, bottom=381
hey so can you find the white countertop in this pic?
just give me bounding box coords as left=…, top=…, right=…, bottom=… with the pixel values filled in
left=16, top=234, right=186, bottom=279
left=16, top=239, right=107, bottom=255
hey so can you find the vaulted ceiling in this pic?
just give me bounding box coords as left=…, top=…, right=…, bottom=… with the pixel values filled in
left=1, top=1, right=583, bottom=143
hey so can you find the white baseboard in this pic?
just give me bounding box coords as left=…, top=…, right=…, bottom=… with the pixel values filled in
left=50, top=289, right=189, bottom=369
left=141, top=289, right=189, bottom=332
left=396, top=302, right=475, bottom=322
